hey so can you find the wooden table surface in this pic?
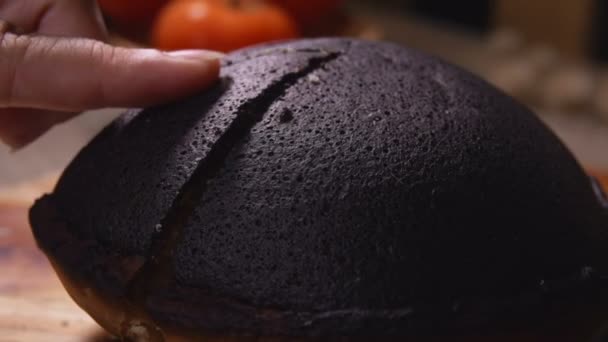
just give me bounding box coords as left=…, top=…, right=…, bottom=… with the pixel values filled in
left=0, top=203, right=114, bottom=342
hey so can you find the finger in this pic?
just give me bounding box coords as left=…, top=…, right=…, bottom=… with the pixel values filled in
left=0, top=33, right=223, bottom=111
left=0, top=108, right=76, bottom=149
left=0, top=0, right=106, bottom=40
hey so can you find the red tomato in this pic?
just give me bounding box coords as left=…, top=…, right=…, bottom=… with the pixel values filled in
left=152, top=0, right=298, bottom=52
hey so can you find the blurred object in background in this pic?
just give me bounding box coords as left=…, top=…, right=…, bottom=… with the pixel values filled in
left=99, top=0, right=168, bottom=42
left=100, top=0, right=369, bottom=52
left=99, top=0, right=168, bottom=26
left=406, top=0, right=602, bottom=61
left=488, top=0, right=608, bottom=123
left=485, top=28, right=525, bottom=54
left=409, top=0, right=493, bottom=32
left=484, top=42, right=558, bottom=105
left=366, top=0, right=608, bottom=126
left=268, top=0, right=344, bottom=31
left=151, top=0, right=298, bottom=52
left=494, top=0, right=595, bottom=60
left=538, top=64, right=596, bottom=112
left=594, top=73, right=608, bottom=121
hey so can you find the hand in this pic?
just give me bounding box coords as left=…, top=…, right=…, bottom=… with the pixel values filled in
left=0, top=0, right=222, bottom=149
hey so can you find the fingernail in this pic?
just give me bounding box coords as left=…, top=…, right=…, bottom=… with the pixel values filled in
left=165, top=50, right=225, bottom=62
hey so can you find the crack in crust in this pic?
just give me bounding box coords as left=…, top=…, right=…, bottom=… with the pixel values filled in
left=127, top=51, right=344, bottom=313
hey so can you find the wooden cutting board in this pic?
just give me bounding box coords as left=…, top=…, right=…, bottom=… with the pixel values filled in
left=0, top=203, right=115, bottom=342
left=1, top=172, right=607, bottom=342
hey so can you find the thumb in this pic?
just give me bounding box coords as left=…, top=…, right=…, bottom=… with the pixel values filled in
left=0, top=32, right=223, bottom=111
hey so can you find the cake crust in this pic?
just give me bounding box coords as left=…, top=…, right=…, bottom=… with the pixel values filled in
left=30, top=38, right=608, bottom=340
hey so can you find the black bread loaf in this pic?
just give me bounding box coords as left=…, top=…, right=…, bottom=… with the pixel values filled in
left=30, top=38, right=608, bottom=341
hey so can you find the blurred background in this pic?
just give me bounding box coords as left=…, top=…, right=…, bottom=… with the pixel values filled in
left=2, top=0, right=608, bottom=195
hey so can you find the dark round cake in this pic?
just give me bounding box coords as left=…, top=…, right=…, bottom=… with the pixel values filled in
left=30, top=38, right=608, bottom=341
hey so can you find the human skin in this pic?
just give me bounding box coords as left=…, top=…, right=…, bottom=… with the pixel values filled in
left=0, top=0, right=222, bottom=149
